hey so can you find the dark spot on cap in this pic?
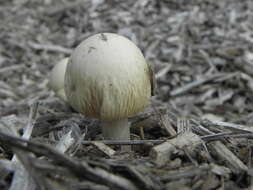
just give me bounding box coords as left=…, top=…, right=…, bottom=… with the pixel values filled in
left=88, top=46, right=96, bottom=53
left=100, top=33, right=108, bottom=41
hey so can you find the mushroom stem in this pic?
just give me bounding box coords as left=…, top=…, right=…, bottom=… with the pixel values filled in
left=101, top=119, right=130, bottom=140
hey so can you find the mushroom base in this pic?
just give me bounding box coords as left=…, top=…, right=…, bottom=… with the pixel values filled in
left=101, top=119, right=130, bottom=140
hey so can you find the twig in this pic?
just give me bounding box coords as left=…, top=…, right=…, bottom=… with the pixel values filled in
left=0, top=64, right=25, bottom=74
left=82, top=133, right=253, bottom=147
left=191, top=119, right=248, bottom=173
left=70, top=182, right=109, bottom=190
left=201, top=119, right=253, bottom=133
left=0, top=88, right=18, bottom=99
left=170, top=73, right=228, bottom=96
left=0, top=132, right=138, bottom=190
left=44, top=0, right=86, bottom=16
left=159, top=114, right=177, bottom=136
left=123, top=165, right=162, bottom=190
left=10, top=101, right=39, bottom=190
left=213, top=72, right=239, bottom=82
left=82, top=140, right=166, bottom=145
left=28, top=42, right=72, bottom=55
left=160, top=164, right=210, bottom=182
left=155, top=64, right=172, bottom=80
left=161, top=163, right=231, bottom=182
left=199, top=49, right=217, bottom=73
left=152, top=104, right=177, bottom=136
left=201, top=132, right=235, bottom=141
left=210, top=141, right=248, bottom=173
left=11, top=150, right=49, bottom=190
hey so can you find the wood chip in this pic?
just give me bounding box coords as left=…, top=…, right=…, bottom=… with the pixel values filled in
left=209, top=141, right=248, bottom=173
left=91, top=141, right=116, bottom=157
left=150, top=132, right=203, bottom=166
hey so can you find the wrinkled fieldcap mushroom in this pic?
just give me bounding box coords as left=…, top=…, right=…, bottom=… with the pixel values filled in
left=49, top=58, right=68, bottom=101
left=65, top=33, right=153, bottom=140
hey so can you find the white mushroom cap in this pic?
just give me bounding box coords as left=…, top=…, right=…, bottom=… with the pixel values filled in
left=49, top=58, right=69, bottom=101
left=65, top=33, right=152, bottom=121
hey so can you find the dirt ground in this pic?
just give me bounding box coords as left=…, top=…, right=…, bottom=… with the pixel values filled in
left=1, top=0, right=253, bottom=189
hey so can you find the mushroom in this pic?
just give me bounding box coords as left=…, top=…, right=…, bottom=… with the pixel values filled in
left=49, top=57, right=69, bottom=101
left=65, top=33, right=154, bottom=141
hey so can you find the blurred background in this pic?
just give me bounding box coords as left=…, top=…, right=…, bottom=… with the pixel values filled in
left=1, top=0, right=253, bottom=130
